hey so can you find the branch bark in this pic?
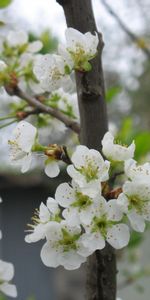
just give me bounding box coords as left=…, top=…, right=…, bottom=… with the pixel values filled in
left=5, top=86, right=80, bottom=133
left=56, top=1, right=116, bottom=300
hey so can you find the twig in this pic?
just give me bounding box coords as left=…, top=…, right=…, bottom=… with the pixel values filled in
left=5, top=85, right=80, bottom=134
left=101, top=0, right=150, bottom=59
left=0, top=119, right=17, bottom=129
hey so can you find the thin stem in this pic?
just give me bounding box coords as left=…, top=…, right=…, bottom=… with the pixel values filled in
left=5, top=85, right=80, bottom=134
left=0, top=114, right=16, bottom=121
left=101, top=0, right=150, bottom=59
left=0, top=119, right=17, bottom=129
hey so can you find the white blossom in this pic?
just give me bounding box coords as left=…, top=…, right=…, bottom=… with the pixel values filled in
left=59, top=28, right=99, bottom=71
left=33, top=54, right=72, bottom=92
left=118, top=179, right=150, bottom=232
left=8, top=121, right=37, bottom=173
left=102, top=132, right=135, bottom=162
left=6, top=30, right=28, bottom=47
left=125, top=158, right=150, bottom=180
left=67, top=145, right=110, bottom=197
left=55, top=181, right=101, bottom=226
left=40, top=221, right=91, bottom=270
left=0, top=260, right=17, bottom=298
left=25, top=197, right=61, bottom=243
left=80, top=197, right=129, bottom=252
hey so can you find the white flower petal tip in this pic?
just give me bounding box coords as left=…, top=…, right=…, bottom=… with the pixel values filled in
left=107, top=224, right=130, bottom=249
left=45, top=161, right=60, bottom=178
left=102, top=131, right=135, bottom=161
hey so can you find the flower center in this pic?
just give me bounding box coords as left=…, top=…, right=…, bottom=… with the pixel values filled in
left=71, top=191, right=93, bottom=210
left=58, top=228, right=80, bottom=252
left=92, top=215, right=113, bottom=238
left=78, top=158, right=99, bottom=183
left=128, top=194, right=147, bottom=214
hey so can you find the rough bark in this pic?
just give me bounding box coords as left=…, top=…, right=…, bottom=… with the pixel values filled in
left=56, top=0, right=116, bottom=299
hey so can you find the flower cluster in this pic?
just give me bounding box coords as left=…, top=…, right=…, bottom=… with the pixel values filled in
left=24, top=130, right=150, bottom=271
left=0, top=199, right=17, bottom=298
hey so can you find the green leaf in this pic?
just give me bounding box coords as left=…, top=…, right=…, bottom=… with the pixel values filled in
left=106, top=86, right=122, bottom=103
left=134, top=132, right=150, bottom=160
left=128, top=231, right=143, bottom=248
left=117, top=117, right=135, bottom=145
left=0, top=0, right=12, bottom=9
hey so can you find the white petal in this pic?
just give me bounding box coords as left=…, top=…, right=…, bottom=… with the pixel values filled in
left=0, top=260, right=14, bottom=281
left=128, top=210, right=145, bottom=232
left=0, top=283, right=17, bottom=298
left=7, top=30, right=28, bottom=46
left=46, top=197, right=59, bottom=215
left=13, top=121, right=37, bottom=153
left=107, top=224, right=130, bottom=249
left=55, top=182, right=75, bottom=207
left=71, top=145, right=89, bottom=167
left=40, top=241, right=60, bottom=268
left=21, top=153, right=32, bottom=173
left=27, top=41, right=43, bottom=53
left=44, top=222, right=62, bottom=241
left=25, top=224, right=46, bottom=243
left=58, top=250, right=86, bottom=270
left=45, top=161, right=60, bottom=178
left=62, top=208, right=80, bottom=226
left=39, top=202, right=50, bottom=223
left=107, top=199, right=123, bottom=221
left=80, top=232, right=105, bottom=252
left=117, top=193, right=129, bottom=213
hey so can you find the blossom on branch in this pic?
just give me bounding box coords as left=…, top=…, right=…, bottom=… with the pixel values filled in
left=33, top=54, right=72, bottom=92
left=80, top=197, right=129, bottom=252
left=102, top=132, right=135, bottom=162
left=8, top=121, right=37, bottom=173
left=40, top=221, right=91, bottom=270
left=118, top=179, right=150, bottom=232
left=25, top=197, right=61, bottom=243
left=59, top=27, right=99, bottom=71
left=67, top=145, right=110, bottom=196
left=0, top=260, right=17, bottom=298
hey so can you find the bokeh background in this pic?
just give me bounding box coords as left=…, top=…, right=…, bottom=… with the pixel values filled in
left=0, top=0, right=150, bottom=299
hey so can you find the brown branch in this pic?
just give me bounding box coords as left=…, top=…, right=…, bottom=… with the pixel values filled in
left=5, top=85, right=80, bottom=134
left=101, top=0, right=150, bottom=59
left=56, top=1, right=116, bottom=300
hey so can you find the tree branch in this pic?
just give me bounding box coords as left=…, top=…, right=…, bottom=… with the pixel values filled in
left=56, top=1, right=116, bottom=300
left=101, top=0, right=150, bottom=59
left=4, top=86, right=80, bottom=134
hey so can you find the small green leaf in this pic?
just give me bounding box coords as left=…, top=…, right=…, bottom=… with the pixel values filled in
left=64, top=64, right=71, bottom=75
left=0, top=0, right=12, bottom=9
left=134, top=132, right=150, bottom=160
left=106, top=86, right=122, bottom=103
left=128, top=231, right=143, bottom=248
